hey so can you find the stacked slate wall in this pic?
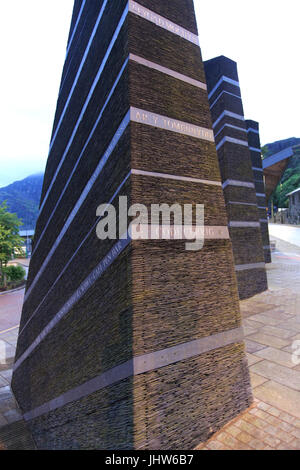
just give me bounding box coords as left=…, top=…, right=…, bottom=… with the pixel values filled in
left=245, top=120, right=272, bottom=263
left=204, top=56, right=268, bottom=299
left=12, top=2, right=252, bottom=449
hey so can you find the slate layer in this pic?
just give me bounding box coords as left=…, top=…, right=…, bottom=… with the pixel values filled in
left=12, top=2, right=252, bottom=449
left=245, top=120, right=272, bottom=264
left=204, top=56, right=268, bottom=300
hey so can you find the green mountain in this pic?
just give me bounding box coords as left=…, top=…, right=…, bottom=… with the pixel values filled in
left=262, top=138, right=300, bottom=208
left=1, top=138, right=299, bottom=227
left=0, top=173, right=44, bottom=230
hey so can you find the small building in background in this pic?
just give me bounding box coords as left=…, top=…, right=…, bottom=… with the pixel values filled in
left=273, top=208, right=289, bottom=225
left=19, top=229, right=35, bottom=257
left=287, top=187, right=300, bottom=224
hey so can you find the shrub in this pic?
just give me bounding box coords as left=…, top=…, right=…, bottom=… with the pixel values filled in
left=3, top=265, right=26, bottom=282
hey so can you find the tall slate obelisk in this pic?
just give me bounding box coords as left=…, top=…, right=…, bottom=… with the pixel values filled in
left=245, top=120, right=272, bottom=264
left=204, top=56, right=268, bottom=300
left=12, top=1, right=252, bottom=449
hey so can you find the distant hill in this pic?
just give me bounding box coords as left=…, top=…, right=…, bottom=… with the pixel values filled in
left=262, top=137, right=300, bottom=159
left=0, top=173, right=44, bottom=230
left=262, top=138, right=300, bottom=207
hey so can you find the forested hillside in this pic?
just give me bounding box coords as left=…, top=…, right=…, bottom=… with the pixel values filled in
left=262, top=138, right=300, bottom=208
left=0, top=174, right=44, bottom=230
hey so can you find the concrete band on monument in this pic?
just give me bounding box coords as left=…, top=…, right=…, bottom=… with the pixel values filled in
left=209, top=90, right=242, bottom=110
left=212, top=111, right=245, bottom=129
left=228, top=201, right=258, bottom=207
left=131, top=169, right=221, bottom=187
left=229, top=222, right=261, bottom=228
left=20, top=171, right=223, bottom=339
left=235, top=263, right=266, bottom=271
left=41, top=1, right=202, bottom=215
left=49, top=0, right=199, bottom=153
left=222, top=180, right=255, bottom=190
left=33, top=58, right=130, bottom=255
left=34, top=54, right=207, bottom=254
left=216, top=136, right=249, bottom=151
left=18, top=168, right=223, bottom=339
left=129, top=54, right=207, bottom=90
left=23, top=327, right=244, bottom=422
left=41, top=3, right=128, bottom=214
left=247, top=128, right=259, bottom=135
left=16, top=225, right=230, bottom=372
left=130, top=108, right=214, bottom=142
left=24, top=112, right=131, bottom=302
left=252, top=167, right=263, bottom=172
left=18, top=172, right=132, bottom=338
left=49, top=0, right=110, bottom=151
left=208, top=75, right=240, bottom=99
left=214, top=123, right=247, bottom=139
left=129, top=0, right=199, bottom=45
left=64, top=0, right=87, bottom=63
left=25, top=108, right=216, bottom=303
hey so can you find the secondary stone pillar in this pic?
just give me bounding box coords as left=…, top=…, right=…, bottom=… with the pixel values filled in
left=204, top=56, right=268, bottom=299
left=246, top=120, right=272, bottom=263
left=12, top=2, right=252, bottom=449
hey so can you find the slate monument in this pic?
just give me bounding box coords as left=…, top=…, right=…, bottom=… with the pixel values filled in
left=245, top=120, right=272, bottom=263
left=12, top=2, right=252, bottom=449
left=204, top=56, right=269, bottom=299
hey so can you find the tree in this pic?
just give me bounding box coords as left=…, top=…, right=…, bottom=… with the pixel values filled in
left=261, top=145, right=269, bottom=160
left=0, top=202, right=23, bottom=287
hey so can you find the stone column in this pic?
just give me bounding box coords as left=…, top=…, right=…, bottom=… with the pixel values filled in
left=12, top=2, right=252, bottom=449
left=204, top=56, right=268, bottom=299
left=245, top=120, right=272, bottom=263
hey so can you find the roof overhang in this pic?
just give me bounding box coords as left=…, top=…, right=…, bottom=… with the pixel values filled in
left=263, top=147, right=295, bottom=202
left=287, top=187, right=300, bottom=197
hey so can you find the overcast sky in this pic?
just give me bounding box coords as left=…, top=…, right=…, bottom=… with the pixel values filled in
left=0, top=0, right=299, bottom=187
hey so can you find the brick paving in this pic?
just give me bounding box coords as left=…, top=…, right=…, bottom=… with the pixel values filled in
left=1, top=236, right=300, bottom=450
left=0, top=325, right=22, bottom=428
left=0, top=289, right=35, bottom=449
left=197, top=236, right=300, bottom=450
left=196, top=399, right=300, bottom=450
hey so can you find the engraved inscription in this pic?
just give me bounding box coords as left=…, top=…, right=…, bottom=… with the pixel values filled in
left=129, top=0, right=199, bottom=45
left=130, top=107, right=214, bottom=142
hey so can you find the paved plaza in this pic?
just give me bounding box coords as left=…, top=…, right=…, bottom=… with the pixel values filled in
left=0, top=287, right=35, bottom=449
left=198, top=235, right=300, bottom=450
left=0, top=241, right=300, bottom=450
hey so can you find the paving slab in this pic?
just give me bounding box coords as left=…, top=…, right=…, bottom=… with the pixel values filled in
left=247, top=333, right=290, bottom=349
left=0, top=376, right=8, bottom=388
left=0, top=369, right=13, bottom=383
left=259, top=309, right=293, bottom=320
left=0, top=414, right=8, bottom=427
left=250, top=373, right=268, bottom=389
left=243, top=319, right=265, bottom=329
left=278, top=320, right=300, bottom=333
left=247, top=353, right=264, bottom=366
left=245, top=340, right=267, bottom=354
left=248, top=314, right=284, bottom=327
left=3, top=409, right=22, bottom=424
left=0, top=290, right=23, bottom=332
left=251, top=361, right=300, bottom=392
left=243, top=326, right=259, bottom=336
left=254, top=381, right=300, bottom=419
left=240, top=302, right=275, bottom=315
left=259, top=325, right=296, bottom=339
left=254, top=347, right=298, bottom=369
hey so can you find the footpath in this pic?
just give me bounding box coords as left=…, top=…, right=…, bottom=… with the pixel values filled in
left=0, top=244, right=300, bottom=450
left=197, top=236, right=300, bottom=450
